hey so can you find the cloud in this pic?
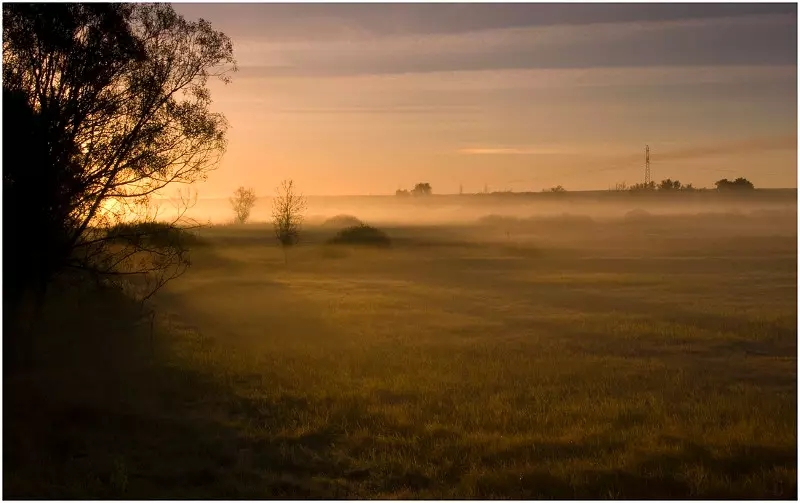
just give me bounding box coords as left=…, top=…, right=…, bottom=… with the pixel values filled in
left=233, top=13, right=796, bottom=77
left=177, top=4, right=796, bottom=41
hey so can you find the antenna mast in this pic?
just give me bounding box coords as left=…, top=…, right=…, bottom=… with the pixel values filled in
left=644, top=145, right=651, bottom=185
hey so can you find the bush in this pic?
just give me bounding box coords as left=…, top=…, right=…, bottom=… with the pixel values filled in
left=328, top=224, right=391, bottom=247
left=106, top=222, right=202, bottom=248
left=321, top=214, right=363, bottom=229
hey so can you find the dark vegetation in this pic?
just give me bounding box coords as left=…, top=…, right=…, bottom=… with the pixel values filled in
left=322, top=214, right=363, bottom=229
left=2, top=3, right=236, bottom=364
left=396, top=182, right=433, bottom=196
left=716, top=177, right=756, bottom=191
left=106, top=222, right=203, bottom=249
left=328, top=224, right=392, bottom=248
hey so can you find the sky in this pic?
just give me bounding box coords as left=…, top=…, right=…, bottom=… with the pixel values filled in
left=172, top=3, right=798, bottom=197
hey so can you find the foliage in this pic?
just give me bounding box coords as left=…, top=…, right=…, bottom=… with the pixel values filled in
left=715, top=177, right=755, bottom=190
left=328, top=224, right=391, bottom=247
left=230, top=186, right=257, bottom=224
left=271, top=180, right=306, bottom=262
left=658, top=178, right=682, bottom=191
left=106, top=221, right=201, bottom=249
left=656, top=179, right=697, bottom=191
left=395, top=189, right=410, bottom=197
left=549, top=185, right=566, bottom=193
left=629, top=181, right=656, bottom=191
left=2, top=3, right=236, bottom=305
left=321, top=214, right=363, bottom=229
left=411, top=183, right=432, bottom=196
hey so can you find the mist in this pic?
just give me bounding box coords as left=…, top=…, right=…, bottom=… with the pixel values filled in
left=162, top=190, right=797, bottom=226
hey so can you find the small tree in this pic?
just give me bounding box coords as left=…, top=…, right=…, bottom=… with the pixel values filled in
left=229, top=186, right=257, bottom=224
left=658, top=179, right=682, bottom=191
left=411, top=182, right=432, bottom=196
left=271, top=180, right=306, bottom=264
left=549, top=185, right=566, bottom=193
left=630, top=181, right=656, bottom=191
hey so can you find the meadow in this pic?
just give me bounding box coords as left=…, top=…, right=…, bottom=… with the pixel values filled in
left=4, top=198, right=797, bottom=499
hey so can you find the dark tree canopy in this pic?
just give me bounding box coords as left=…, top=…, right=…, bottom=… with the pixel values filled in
left=658, top=179, right=682, bottom=191
left=715, top=178, right=755, bottom=190
left=629, top=181, right=656, bottom=191
left=411, top=182, right=432, bottom=196
left=3, top=3, right=236, bottom=305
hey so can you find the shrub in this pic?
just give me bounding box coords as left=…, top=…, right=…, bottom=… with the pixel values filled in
left=106, top=221, right=202, bottom=248
left=328, top=224, right=391, bottom=247
left=322, top=214, right=363, bottom=229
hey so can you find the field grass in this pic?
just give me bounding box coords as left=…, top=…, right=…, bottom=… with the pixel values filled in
left=4, top=208, right=797, bottom=499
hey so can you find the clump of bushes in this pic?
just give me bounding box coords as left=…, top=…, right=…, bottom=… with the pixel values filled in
left=328, top=224, right=391, bottom=247
left=322, top=214, right=363, bottom=229
left=106, top=221, right=202, bottom=248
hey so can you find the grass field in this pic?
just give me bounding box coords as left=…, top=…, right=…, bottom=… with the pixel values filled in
left=4, top=207, right=797, bottom=498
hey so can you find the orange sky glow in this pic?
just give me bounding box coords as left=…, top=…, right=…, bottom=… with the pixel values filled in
left=170, top=3, right=797, bottom=197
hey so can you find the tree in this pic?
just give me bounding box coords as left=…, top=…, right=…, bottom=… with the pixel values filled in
left=715, top=177, right=755, bottom=190
left=411, top=182, right=432, bottom=196
left=230, top=186, right=257, bottom=224
left=395, top=189, right=410, bottom=197
left=271, top=180, right=306, bottom=265
left=2, top=4, right=236, bottom=310
left=629, top=181, right=656, bottom=191
left=549, top=185, right=566, bottom=193
left=658, top=179, right=682, bottom=191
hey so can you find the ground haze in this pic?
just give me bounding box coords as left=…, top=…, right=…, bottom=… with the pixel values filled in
left=7, top=192, right=796, bottom=499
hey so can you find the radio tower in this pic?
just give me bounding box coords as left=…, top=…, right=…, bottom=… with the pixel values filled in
left=644, top=145, right=651, bottom=185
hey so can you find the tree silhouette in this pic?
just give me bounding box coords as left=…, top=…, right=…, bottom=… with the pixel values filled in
left=411, top=182, right=432, bottom=196
left=629, top=181, right=656, bottom=191
left=271, top=180, right=306, bottom=265
left=658, top=179, right=682, bottom=191
left=230, top=186, right=257, bottom=224
left=715, top=178, right=755, bottom=190
left=2, top=4, right=236, bottom=313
